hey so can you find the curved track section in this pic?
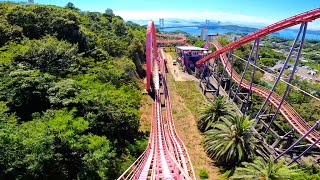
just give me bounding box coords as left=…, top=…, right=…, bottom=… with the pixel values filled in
left=119, top=21, right=195, bottom=180
left=211, top=41, right=320, bottom=149
left=197, top=8, right=320, bottom=65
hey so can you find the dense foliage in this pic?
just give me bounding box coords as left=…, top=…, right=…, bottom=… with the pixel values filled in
left=204, top=115, right=258, bottom=167
left=198, top=96, right=235, bottom=132
left=230, top=157, right=299, bottom=180
left=0, top=2, right=147, bottom=179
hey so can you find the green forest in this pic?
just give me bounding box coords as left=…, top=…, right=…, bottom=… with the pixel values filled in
left=0, top=2, right=147, bottom=179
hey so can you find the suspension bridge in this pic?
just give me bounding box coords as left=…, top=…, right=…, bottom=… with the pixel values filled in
left=159, top=19, right=211, bottom=29
left=119, top=8, right=320, bottom=179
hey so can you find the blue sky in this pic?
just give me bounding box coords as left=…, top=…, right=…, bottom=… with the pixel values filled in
left=4, top=0, right=320, bottom=29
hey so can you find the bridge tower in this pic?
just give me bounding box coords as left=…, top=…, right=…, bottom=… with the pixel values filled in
left=205, top=20, right=210, bottom=27
left=159, top=18, right=164, bottom=31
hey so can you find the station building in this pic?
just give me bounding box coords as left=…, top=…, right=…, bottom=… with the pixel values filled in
left=175, top=46, right=209, bottom=75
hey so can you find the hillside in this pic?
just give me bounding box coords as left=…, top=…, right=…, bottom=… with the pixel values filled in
left=0, top=2, right=147, bottom=179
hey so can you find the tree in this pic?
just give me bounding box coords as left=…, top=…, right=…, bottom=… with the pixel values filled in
left=259, top=58, right=277, bottom=67
left=13, top=36, right=80, bottom=77
left=194, top=39, right=206, bottom=47
left=204, top=115, right=258, bottom=166
left=47, top=79, right=80, bottom=108
left=0, top=67, right=54, bottom=120
left=0, top=3, right=146, bottom=179
left=98, top=35, right=127, bottom=57
left=230, top=157, right=299, bottom=180
left=217, top=37, right=231, bottom=47
left=0, top=21, right=22, bottom=46
left=65, top=2, right=79, bottom=11
left=105, top=8, right=113, bottom=14
left=112, top=17, right=127, bottom=36
left=0, top=108, right=117, bottom=179
left=73, top=74, right=141, bottom=144
left=198, top=97, right=235, bottom=132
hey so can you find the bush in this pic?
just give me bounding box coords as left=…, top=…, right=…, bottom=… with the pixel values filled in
left=199, top=168, right=209, bottom=179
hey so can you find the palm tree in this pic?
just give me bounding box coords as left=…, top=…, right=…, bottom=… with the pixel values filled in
left=230, top=157, right=299, bottom=180
left=198, top=96, right=234, bottom=132
left=204, top=115, right=258, bottom=166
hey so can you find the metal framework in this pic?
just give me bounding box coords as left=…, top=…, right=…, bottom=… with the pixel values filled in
left=197, top=8, right=320, bottom=151
left=196, top=8, right=320, bottom=65
left=210, top=40, right=320, bottom=163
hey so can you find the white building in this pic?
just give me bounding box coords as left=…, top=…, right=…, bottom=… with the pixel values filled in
left=200, top=28, right=208, bottom=40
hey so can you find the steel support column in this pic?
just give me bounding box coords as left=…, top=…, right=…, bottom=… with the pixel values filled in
left=216, top=51, right=232, bottom=96
left=288, top=136, right=320, bottom=165
left=233, top=39, right=259, bottom=102
left=243, top=39, right=260, bottom=114
left=265, top=22, right=308, bottom=132
left=255, top=23, right=305, bottom=121
left=275, top=120, right=320, bottom=161
left=249, top=39, right=259, bottom=98
left=228, top=49, right=234, bottom=100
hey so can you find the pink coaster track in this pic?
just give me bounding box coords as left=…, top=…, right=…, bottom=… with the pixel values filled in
left=197, top=8, right=320, bottom=65
left=118, top=21, right=195, bottom=180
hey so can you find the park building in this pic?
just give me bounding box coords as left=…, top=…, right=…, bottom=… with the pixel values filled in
left=175, top=46, right=209, bottom=76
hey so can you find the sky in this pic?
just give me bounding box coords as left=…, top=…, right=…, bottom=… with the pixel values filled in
left=4, top=0, right=320, bottom=29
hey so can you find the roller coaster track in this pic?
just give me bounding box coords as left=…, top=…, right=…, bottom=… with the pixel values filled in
left=197, top=8, right=320, bottom=65
left=118, top=21, right=195, bottom=180
left=205, top=36, right=320, bottom=149
left=119, top=8, right=320, bottom=179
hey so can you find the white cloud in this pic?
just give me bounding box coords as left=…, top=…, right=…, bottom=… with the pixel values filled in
left=115, top=10, right=320, bottom=30
left=116, top=10, right=273, bottom=25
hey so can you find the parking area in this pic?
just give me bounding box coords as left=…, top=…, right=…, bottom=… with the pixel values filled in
left=270, top=61, right=320, bottom=81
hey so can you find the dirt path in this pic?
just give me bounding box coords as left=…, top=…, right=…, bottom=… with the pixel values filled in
left=165, top=51, right=199, bottom=82
left=166, top=73, right=220, bottom=180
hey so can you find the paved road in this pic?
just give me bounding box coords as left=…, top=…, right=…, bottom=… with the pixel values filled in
left=165, top=52, right=198, bottom=82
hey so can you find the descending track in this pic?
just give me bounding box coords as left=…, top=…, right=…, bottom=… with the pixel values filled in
left=209, top=41, right=320, bottom=149
left=118, top=21, right=195, bottom=180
